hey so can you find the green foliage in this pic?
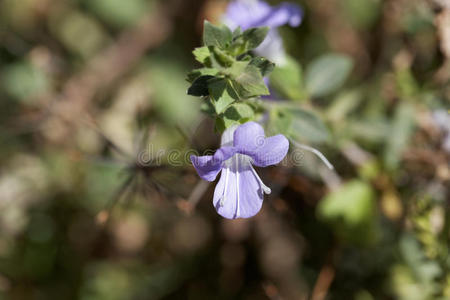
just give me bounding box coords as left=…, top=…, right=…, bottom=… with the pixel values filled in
left=383, top=102, right=415, bottom=171
left=208, top=78, right=237, bottom=114
left=269, top=107, right=330, bottom=144
left=1, top=1, right=449, bottom=299
left=305, top=53, right=354, bottom=98
left=1, top=61, right=49, bottom=102
left=342, top=0, right=381, bottom=29
left=317, top=180, right=377, bottom=245
left=232, top=63, right=269, bottom=98
left=203, top=21, right=233, bottom=49
left=270, top=55, right=305, bottom=100
left=49, top=9, right=108, bottom=58
left=187, top=21, right=272, bottom=130
left=83, top=0, right=149, bottom=28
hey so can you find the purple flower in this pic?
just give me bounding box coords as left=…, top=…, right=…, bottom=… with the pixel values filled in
left=190, top=122, right=289, bottom=219
left=432, top=110, right=450, bottom=153
left=223, top=0, right=303, bottom=65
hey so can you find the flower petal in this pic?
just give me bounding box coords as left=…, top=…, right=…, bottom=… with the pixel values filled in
left=213, top=155, right=264, bottom=219
left=191, top=145, right=237, bottom=182
left=248, top=134, right=289, bottom=167
left=256, top=29, right=287, bottom=66
left=223, top=0, right=272, bottom=30
left=233, top=122, right=289, bottom=167
left=233, top=121, right=265, bottom=151
left=223, top=1, right=303, bottom=30
left=260, top=2, right=303, bottom=28
left=190, top=155, right=222, bottom=182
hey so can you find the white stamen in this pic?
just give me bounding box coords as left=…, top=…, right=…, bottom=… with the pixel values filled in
left=251, top=167, right=272, bottom=194
left=290, top=140, right=334, bottom=170
left=219, top=168, right=230, bottom=207
left=235, top=157, right=240, bottom=218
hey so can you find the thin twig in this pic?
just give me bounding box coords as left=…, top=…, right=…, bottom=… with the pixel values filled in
left=311, top=264, right=336, bottom=300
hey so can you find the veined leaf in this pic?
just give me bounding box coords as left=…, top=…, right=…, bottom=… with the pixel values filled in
left=305, top=53, right=354, bottom=98
left=203, top=20, right=232, bottom=49
left=192, top=46, right=210, bottom=64
left=270, top=56, right=304, bottom=100
left=249, top=57, right=275, bottom=77
left=289, top=108, right=330, bottom=143
left=186, top=68, right=218, bottom=83
left=187, top=75, right=214, bottom=97
left=242, top=27, right=269, bottom=50
left=232, top=64, right=269, bottom=98
left=208, top=78, right=238, bottom=114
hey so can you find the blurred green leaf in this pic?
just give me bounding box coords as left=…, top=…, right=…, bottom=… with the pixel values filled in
left=383, top=103, right=415, bottom=171
left=343, top=0, right=381, bottom=29
left=50, top=10, right=108, bottom=58
left=268, top=108, right=293, bottom=136
left=327, top=89, right=363, bottom=121
left=1, top=61, right=49, bottom=102
left=305, top=53, right=354, bottom=98
left=317, top=180, right=377, bottom=245
left=148, top=59, right=200, bottom=125
left=269, top=56, right=305, bottom=100
left=83, top=0, right=149, bottom=28
left=289, top=108, right=331, bottom=144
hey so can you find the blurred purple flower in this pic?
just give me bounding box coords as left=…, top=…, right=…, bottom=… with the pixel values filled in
left=223, top=0, right=303, bottom=65
left=190, top=122, right=289, bottom=219
left=432, top=110, right=450, bottom=153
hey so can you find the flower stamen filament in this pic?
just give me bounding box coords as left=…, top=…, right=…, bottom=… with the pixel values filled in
left=251, top=167, right=272, bottom=194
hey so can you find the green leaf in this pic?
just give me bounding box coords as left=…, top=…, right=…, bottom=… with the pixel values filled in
left=269, top=56, right=305, bottom=100
left=227, top=27, right=269, bottom=56
left=249, top=57, right=275, bottom=77
left=268, top=108, right=293, bottom=136
left=317, top=180, right=377, bottom=245
left=232, top=27, right=242, bottom=39
left=242, top=27, right=269, bottom=50
left=221, top=103, right=255, bottom=129
left=224, top=103, right=254, bottom=120
left=209, top=46, right=234, bottom=67
left=201, top=98, right=216, bottom=117
left=208, top=79, right=238, bottom=114
left=343, top=0, right=381, bottom=29
left=288, top=108, right=330, bottom=143
left=326, top=89, right=363, bottom=121
left=383, top=102, right=415, bottom=171
left=187, top=75, right=214, bottom=97
left=232, top=64, right=269, bottom=98
left=192, top=46, right=210, bottom=64
left=2, top=61, right=49, bottom=103
left=186, top=68, right=218, bottom=83
left=203, top=20, right=232, bottom=49
left=305, top=53, right=354, bottom=98
left=223, top=61, right=249, bottom=78
left=83, top=0, right=148, bottom=28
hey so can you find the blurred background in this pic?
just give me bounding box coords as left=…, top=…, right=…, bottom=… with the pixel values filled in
left=0, top=0, right=449, bottom=299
